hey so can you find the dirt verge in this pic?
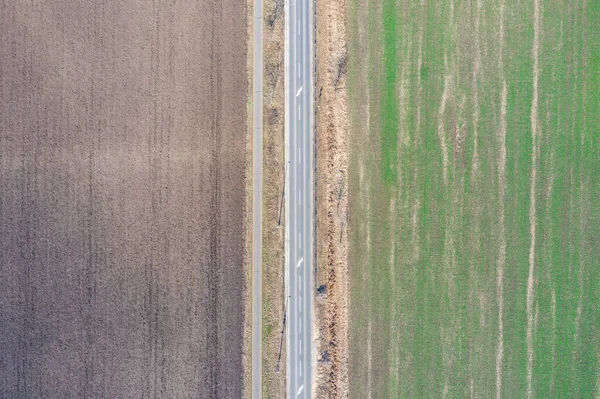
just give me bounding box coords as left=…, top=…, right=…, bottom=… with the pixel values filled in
left=314, top=0, right=350, bottom=397
left=261, top=0, right=287, bottom=397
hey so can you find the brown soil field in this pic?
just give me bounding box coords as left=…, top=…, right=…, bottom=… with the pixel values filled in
left=0, top=1, right=247, bottom=398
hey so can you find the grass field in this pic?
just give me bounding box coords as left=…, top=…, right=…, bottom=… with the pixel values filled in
left=348, top=0, right=599, bottom=397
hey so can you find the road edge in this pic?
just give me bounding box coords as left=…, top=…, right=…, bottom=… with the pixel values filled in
left=309, top=0, right=317, bottom=395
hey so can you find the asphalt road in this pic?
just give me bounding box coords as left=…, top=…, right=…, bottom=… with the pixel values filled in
left=286, top=0, right=314, bottom=396
left=252, top=0, right=264, bottom=395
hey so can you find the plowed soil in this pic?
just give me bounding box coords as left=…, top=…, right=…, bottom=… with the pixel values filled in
left=0, top=1, right=247, bottom=398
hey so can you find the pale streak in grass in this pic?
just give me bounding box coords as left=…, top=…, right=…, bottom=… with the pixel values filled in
left=596, top=350, right=600, bottom=399
left=573, top=0, right=584, bottom=368
left=416, top=24, right=424, bottom=146
left=389, top=199, right=398, bottom=388
left=496, top=81, right=507, bottom=399
left=437, top=57, right=451, bottom=186
left=471, top=0, right=482, bottom=175
left=573, top=180, right=584, bottom=352
left=495, top=3, right=506, bottom=398
left=363, top=50, right=373, bottom=398
left=573, top=21, right=586, bottom=361
left=545, top=150, right=556, bottom=391
left=413, top=24, right=423, bottom=263
left=367, top=319, right=372, bottom=399
left=527, top=0, right=541, bottom=397
left=364, top=145, right=373, bottom=399
left=551, top=288, right=557, bottom=391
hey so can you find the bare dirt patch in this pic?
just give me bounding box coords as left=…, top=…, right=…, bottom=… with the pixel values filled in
left=314, top=0, right=350, bottom=397
left=0, top=1, right=247, bottom=397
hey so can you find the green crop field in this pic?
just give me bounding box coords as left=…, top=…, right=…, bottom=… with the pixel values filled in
left=348, top=0, right=599, bottom=397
